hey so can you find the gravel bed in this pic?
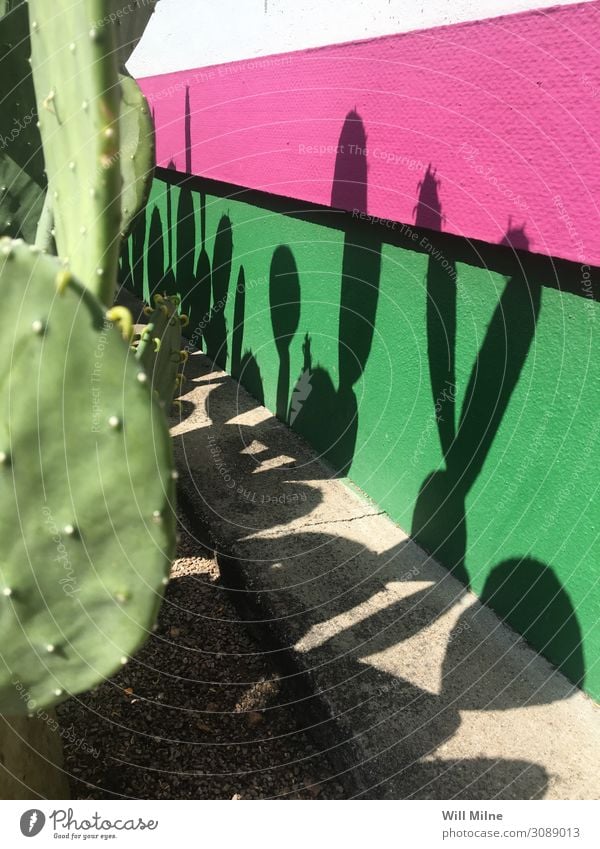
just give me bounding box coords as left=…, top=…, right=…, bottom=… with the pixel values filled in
left=56, top=524, right=345, bottom=799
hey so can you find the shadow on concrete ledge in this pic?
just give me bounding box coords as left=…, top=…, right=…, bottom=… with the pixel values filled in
left=169, top=349, right=598, bottom=800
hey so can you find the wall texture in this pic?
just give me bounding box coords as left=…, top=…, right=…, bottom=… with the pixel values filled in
left=123, top=171, right=600, bottom=700
left=139, top=1, right=600, bottom=266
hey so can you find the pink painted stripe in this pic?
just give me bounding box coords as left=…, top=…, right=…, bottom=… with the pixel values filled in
left=139, top=1, right=600, bottom=266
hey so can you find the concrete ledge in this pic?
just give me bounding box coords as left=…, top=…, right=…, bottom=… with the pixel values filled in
left=173, top=350, right=600, bottom=800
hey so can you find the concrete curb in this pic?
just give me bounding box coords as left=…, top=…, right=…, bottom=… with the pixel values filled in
left=172, top=349, right=600, bottom=800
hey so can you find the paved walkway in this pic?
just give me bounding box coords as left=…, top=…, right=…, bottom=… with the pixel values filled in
left=172, top=349, right=600, bottom=800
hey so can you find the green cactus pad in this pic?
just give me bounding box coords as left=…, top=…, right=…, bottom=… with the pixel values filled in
left=29, top=0, right=122, bottom=306
left=0, top=2, right=45, bottom=243
left=136, top=295, right=185, bottom=410
left=119, top=74, right=155, bottom=240
left=0, top=238, right=176, bottom=715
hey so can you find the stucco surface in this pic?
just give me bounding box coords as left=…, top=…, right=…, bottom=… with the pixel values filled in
left=139, top=1, right=600, bottom=265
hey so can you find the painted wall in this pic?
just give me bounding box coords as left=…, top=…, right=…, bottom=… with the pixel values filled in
left=123, top=170, right=600, bottom=700
left=139, top=1, right=600, bottom=268
left=128, top=0, right=597, bottom=76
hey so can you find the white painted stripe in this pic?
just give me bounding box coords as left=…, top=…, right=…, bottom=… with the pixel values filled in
left=128, top=0, right=596, bottom=77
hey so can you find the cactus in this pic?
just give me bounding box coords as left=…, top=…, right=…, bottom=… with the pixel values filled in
left=28, top=1, right=122, bottom=306
left=0, top=2, right=45, bottom=243
left=119, top=73, right=155, bottom=240
left=0, top=238, right=176, bottom=715
left=0, top=1, right=174, bottom=719
left=28, top=2, right=159, bottom=306
left=135, top=294, right=187, bottom=409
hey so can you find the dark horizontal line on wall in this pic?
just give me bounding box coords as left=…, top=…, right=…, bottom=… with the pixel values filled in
left=156, top=167, right=600, bottom=303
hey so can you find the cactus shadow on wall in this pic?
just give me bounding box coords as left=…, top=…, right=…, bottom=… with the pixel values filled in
left=145, top=204, right=176, bottom=301
left=118, top=212, right=145, bottom=300
left=174, top=181, right=195, bottom=300
left=169, top=353, right=577, bottom=798
left=189, top=192, right=212, bottom=340
left=118, top=224, right=585, bottom=802
left=160, top=168, right=260, bottom=391
left=151, top=178, right=213, bottom=341
left=476, top=557, right=585, bottom=688
left=410, top=174, right=542, bottom=588
left=203, top=214, right=233, bottom=369
left=171, top=88, right=205, bottom=322
left=270, top=245, right=301, bottom=420
left=122, top=109, right=587, bottom=699
left=195, top=209, right=265, bottom=404
left=231, top=265, right=265, bottom=405
left=407, top=172, right=585, bottom=687
left=288, top=110, right=382, bottom=477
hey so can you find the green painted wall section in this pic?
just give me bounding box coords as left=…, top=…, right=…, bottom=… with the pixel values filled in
left=123, top=174, right=600, bottom=700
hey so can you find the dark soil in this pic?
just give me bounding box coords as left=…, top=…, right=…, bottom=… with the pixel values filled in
left=56, top=523, right=345, bottom=799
